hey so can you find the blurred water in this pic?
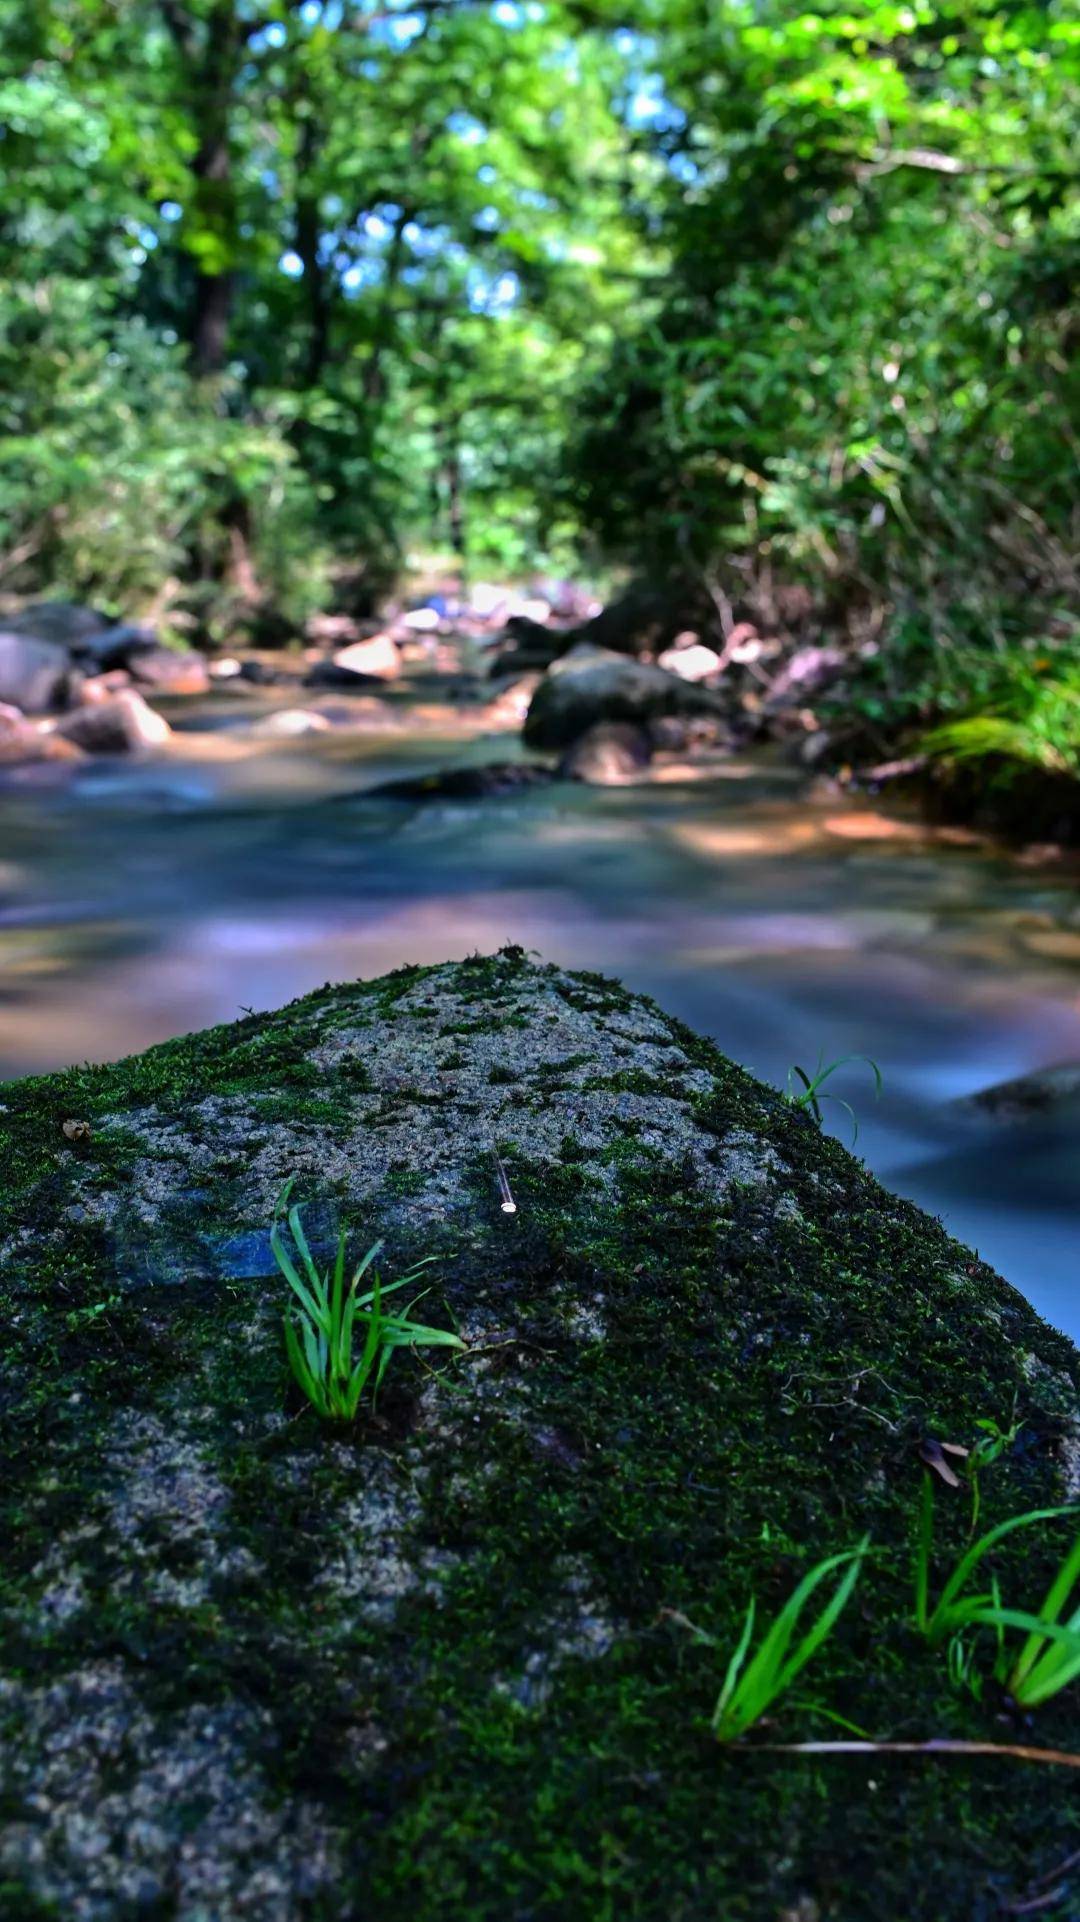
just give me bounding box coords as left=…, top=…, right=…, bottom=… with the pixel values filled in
left=2, top=694, right=1078, bottom=1335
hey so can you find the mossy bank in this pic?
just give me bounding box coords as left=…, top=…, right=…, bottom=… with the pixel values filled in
left=2, top=951, right=1080, bottom=1922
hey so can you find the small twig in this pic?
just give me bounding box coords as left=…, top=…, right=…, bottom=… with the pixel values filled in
left=494, top=1152, right=517, bottom=1215
left=1004, top=1849, right=1080, bottom=1915
left=749, top=1739, right=1080, bottom=1770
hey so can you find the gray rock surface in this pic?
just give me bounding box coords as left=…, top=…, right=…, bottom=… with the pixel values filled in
left=0, top=631, right=71, bottom=712
left=2, top=953, right=1078, bottom=1921
left=523, top=644, right=729, bottom=750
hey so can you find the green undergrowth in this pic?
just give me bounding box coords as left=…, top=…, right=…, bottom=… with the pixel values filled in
left=2, top=953, right=1080, bottom=1919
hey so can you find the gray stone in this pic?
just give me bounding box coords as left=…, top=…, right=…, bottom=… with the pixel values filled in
left=0, top=631, right=71, bottom=712
left=523, top=644, right=730, bottom=750
left=962, top=1062, right=1080, bottom=1120
left=51, top=689, right=171, bottom=754
left=2, top=954, right=1078, bottom=1919
left=560, top=721, right=653, bottom=785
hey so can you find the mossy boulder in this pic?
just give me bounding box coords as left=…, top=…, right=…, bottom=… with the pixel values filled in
left=2, top=951, right=1079, bottom=1921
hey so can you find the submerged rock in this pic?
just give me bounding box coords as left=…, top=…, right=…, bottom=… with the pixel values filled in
left=962, top=1061, right=1080, bottom=1120
left=361, top=760, right=555, bottom=801
left=1, top=952, right=1078, bottom=1920
left=559, top=720, right=653, bottom=785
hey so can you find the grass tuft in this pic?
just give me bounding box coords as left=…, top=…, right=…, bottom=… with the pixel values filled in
left=271, top=1178, right=466, bottom=1420
left=682, top=1539, right=869, bottom=1742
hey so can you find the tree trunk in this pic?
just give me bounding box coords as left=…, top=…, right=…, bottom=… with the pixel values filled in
left=173, top=0, right=240, bottom=377
left=193, top=260, right=234, bottom=378
left=295, top=119, right=330, bottom=386
left=444, top=421, right=467, bottom=589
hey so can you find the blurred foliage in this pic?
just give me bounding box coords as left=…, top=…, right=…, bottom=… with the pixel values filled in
left=924, top=657, right=1080, bottom=779
left=0, top=0, right=1076, bottom=713
left=569, top=3, right=1079, bottom=644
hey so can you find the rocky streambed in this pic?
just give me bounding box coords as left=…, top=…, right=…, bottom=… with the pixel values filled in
left=2, top=952, right=1080, bottom=1919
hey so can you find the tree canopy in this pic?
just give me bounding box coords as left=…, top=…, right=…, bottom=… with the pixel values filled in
left=1, top=0, right=1076, bottom=657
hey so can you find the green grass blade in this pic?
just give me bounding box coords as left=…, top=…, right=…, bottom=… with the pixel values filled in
left=283, top=1315, right=328, bottom=1416
left=271, top=1216, right=328, bottom=1330
left=329, top=1226, right=348, bottom=1377
left=773, top=1543, right=867, bottom=1696
left=380, top=1320, right=467, bottom=1350
left=1010, top=1532, right=1080, bottom=1693
left=712, top=1598, right=756, bottom=1732
left=930, top=1506, right=1075, bottom=1636
left=353, top=1271, right=415, bottom=1309
left=287, top=1201, right=323, bottom=1292
left=349, top=1238, right=386, bottom=1291
left=717, top=1544, right=866, bottom=1740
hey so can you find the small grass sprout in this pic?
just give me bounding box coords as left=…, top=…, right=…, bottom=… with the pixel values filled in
left=784, top=1054, right=882, bottom=1143
left=708, top=1538, right=869, bottom=1741
left=915, top=1475, right=1080, bottom=1704
left=991, top=1530, right=1080, bottom=1708
left=271, top=1181, right=465, bottom=1420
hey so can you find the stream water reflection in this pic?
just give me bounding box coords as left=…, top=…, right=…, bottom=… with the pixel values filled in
left=2, top=701, right=1078, bottom=1334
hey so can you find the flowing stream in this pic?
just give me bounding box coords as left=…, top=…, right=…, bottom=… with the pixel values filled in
left=2, top=675, right=1078, bottom=1335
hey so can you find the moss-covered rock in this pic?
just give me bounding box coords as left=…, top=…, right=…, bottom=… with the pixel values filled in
left=2, top=950, right=1079, bottom=1921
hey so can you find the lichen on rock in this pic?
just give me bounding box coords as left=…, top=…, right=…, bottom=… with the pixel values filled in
left=2, top=949, right=1079, bottom=1921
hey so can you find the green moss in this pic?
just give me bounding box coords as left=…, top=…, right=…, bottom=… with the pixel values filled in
left=2, top=954, right=1080, bottom=1920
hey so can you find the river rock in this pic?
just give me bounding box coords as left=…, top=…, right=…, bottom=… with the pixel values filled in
left=332, top=634, right=401, bottom=681
left=1, top=951, right=1077, bottom=1919
left=127, top=646, right=210, bottom=696
left=559, top=721, right=653, bottom=785
left=74, top=670, right=135, bottom=704
left=490, top=613, right=565, bottom=675
left=305, top=638, right=401, bottom=689
left=3, top=600, right=111, bottom=648
left=0, top=631, right=71, bottom=712
left=523, top=644, right=730, bottom=750
left=657, top=639, right=723, bottom=682
left=480, top=672, right=542, bottom=728
left=50, top=689, right=172, bottom=754
left=361, top=761, right=555, bottom=801
left=763, top=644, right=846, bottom=709
left=0, top=703, right=83, bottom=765
left=962, top=1062, right=1080, bottom=1120
left=250, top=707, right=332, bottom=738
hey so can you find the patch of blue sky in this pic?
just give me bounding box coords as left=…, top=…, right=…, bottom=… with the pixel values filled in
left=627, top=74, right=686, bottom=131
left=369, top=10, right=426, bottom=46
left=469, top=268, right=520, bottom=313
left=446, top=112, right=488, bottom=144
left=668, top=152, right=700, bottom=185
left=342, top=260, right=383, bottom=294
left=248, top=21, right=286, bottom=51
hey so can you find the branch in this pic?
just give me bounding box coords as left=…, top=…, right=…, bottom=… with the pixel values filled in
left=857, top=146, right=1079, bottom=181
left=754, top=1738, right=1080, bottom=1769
